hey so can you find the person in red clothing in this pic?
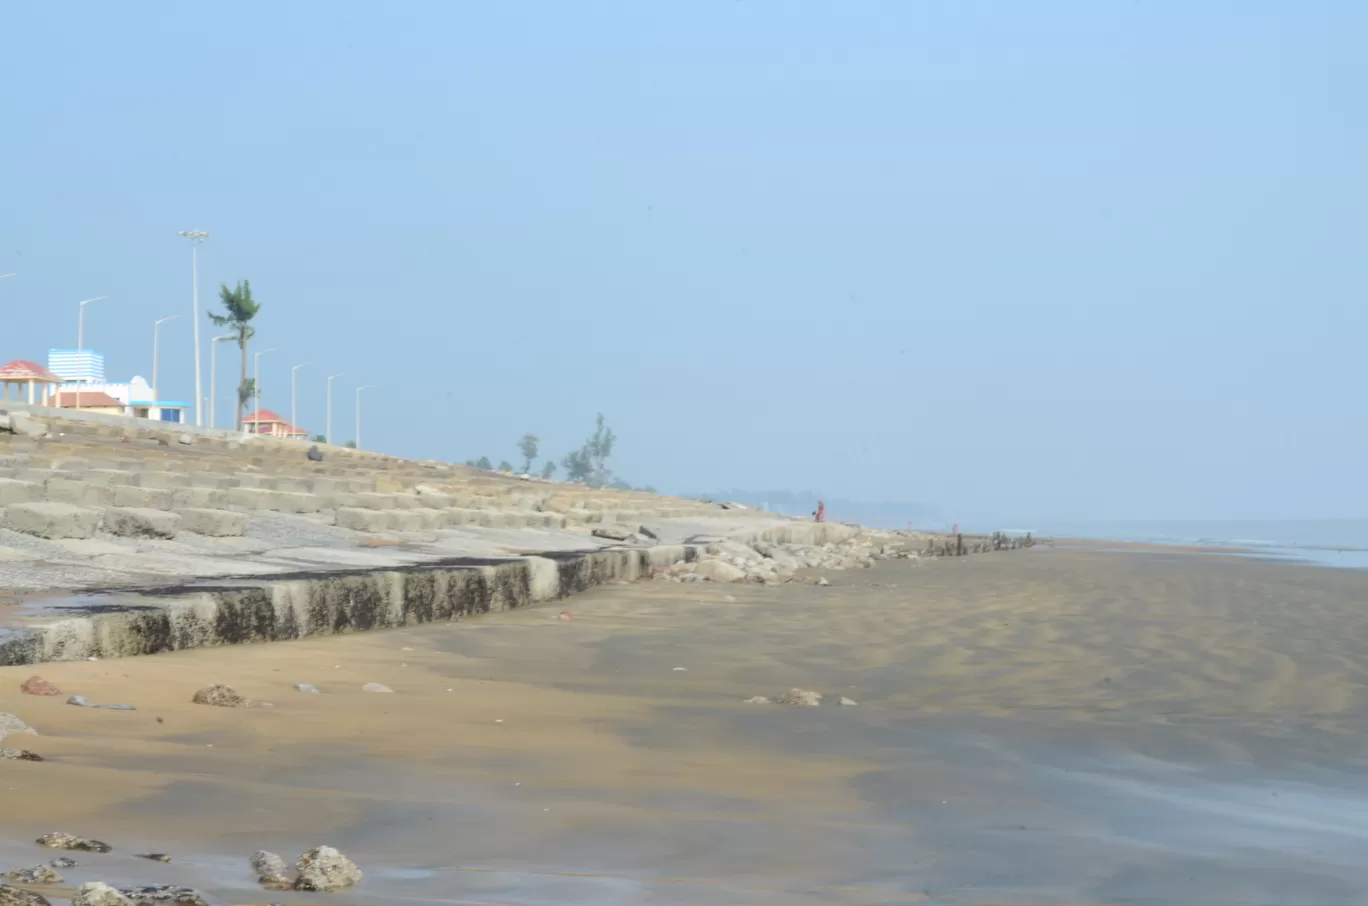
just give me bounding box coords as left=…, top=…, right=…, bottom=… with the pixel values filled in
left=814, top=500, right=826, bottom=522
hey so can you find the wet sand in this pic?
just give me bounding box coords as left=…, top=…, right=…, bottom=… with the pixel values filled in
left=4, top=546, right=1368, bottom=904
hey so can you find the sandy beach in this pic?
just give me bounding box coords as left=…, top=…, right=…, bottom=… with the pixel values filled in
left=4, top=544, right=1368, bottom=904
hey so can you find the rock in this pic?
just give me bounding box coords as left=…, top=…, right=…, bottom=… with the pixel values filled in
left=0, top=885, right=51, bottom=906
left=816, top=577, right=830, bottom=586
left=0, top=749, right=43, bottom=761
left=838, top=697, right=859, bottom=706
left=7, top=411, right=49, bottom=439
left=306, top=445, right=323, bottom=462
left=115, top=886, right=208, bottom=906
left=191, top=685, right=244, bottom=708
left=3, top=865, right=62, bottom=884
left=693, top=559, right=746, bottom=583
left=177, top=433, right=192, bottom=445
left=591, top=525, right=635, bottom=542
left=637, top=524, right=659, bottom=541
left=776, top=688, right=823, bottom=707
left=250, top=851, right=291, bottom=889
left=0, top=713, right=37, bottom=742
left=134, top=853, right=171, bottom=863
left=20, top=676, right=60, bottom=696
left=292, top=683, right=321, bottom=694
left=95, top=703, right=136, bottom=711
left=36, top=832, right=111, bottom=853
left=67, top=695, right=91, bottom=707
left=48, top=860, right=75, bottom=870
left=72, top=883, right=131, bottom=906
left=293, top=846, right=363, bottom=892
left=361, top=683, right=393, bottom=693
left=742, top=696, right=772, bottom=705
left=103, top=508, right=181, bottom=540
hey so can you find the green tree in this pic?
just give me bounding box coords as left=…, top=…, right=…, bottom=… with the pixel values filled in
left=561, top=413, right=617, bottom=486
left=497, top=460, right=514, bottom=473
left=540, top=460, right=557, bottom=480
left=344, top=440, right=357, bottom=449
left=312, top=434, right=327, bottom=443
left=517, top=434, right=539, bottom=474
left=476, top=456, right=493, bottom=470
left=208, top=280, right=262, bottom=431
left=237, top=377, right=257, bottom=424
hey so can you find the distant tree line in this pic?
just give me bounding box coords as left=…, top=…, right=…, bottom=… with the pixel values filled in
left=462, top=413, right=653, bottom=491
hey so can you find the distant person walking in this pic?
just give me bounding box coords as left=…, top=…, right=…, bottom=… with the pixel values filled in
left=814, top=500, right=826, bottom=523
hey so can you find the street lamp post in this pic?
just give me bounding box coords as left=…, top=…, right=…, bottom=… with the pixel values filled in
left=356, top=385, right=373, bottom=451
left=290, top=362, right=312, bottom=440
left=251, top=348, right=276, bottom=435
left=210, top=335, right=234, bottom=430
left=326, top=373, right=344, bottom=445
left=152, top=315, right=179, bottom=402
left=75, top=296, right=109, bottom=412
left=177, top=230, right=209, bottom=427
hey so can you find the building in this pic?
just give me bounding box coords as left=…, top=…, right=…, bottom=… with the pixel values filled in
left=0, top=360, right=64, bottom=405
left=50, top=375, right=189, bottom=422
left=242, top=408, right=308, bottom=439
left=49, top=390, right=126, bottom=416
left=48, top=349, right=105, bottom=383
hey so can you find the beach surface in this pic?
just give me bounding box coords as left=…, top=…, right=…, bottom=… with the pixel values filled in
left=3, top=544, right=1368, bottom=904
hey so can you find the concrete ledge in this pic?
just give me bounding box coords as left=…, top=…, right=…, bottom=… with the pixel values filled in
left=4, top=502, right=101, bottom=539
left=0, top=478, right=41, bottom=506
left=104, top=507, right=182, bottom=539
left=178, top=508, right=249, bottom=537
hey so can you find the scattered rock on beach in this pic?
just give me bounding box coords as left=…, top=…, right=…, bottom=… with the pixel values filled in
left=0, top=884, right=52, bottom=906
left=361, top=683, right=392, bottom=694
left=0, top=713, right=37, bottom=743
left=36, top=833, right=111, bottom=853
left=293, top=846, right=362, bottom=892
left=191, top=685, right=244, bottom=708
left=838, top=697, right=859, bottom=706
left=19, top=677, right=60, bottom=697
left=48, top=859, right=75, bottom=870
left=776, top=688, right=823, bottom=707
left=251, top=851, right=292, bottom=890
left=115, top=886, right=208, bottom=906
left=816, top=577, right=830, bottom=587
left=693, top=559, right=746, bottom=583
left=3, top=865, right=62, bottom=885
left=67, top=695, right=92, bottom=707
left=72, top=882, right=132, bottom=906
left=292, top=683, right=321, bottom=694
left=742, top=696, right=772, bottom=705
left=0, top=749, right=42, bottom=762
left=134, top=854, right=171, bottom=864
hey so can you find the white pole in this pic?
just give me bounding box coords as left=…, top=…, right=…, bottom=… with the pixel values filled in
left=356, top=385, right=373, bottom=450
left=178, top=231, right=210, bottom=427
left=210, top=335, right=233, bottom=430
left=291, top=362, right=312, bottom=440
left=327, top=373, right=344, bottom=445
left=152, top=315, right=179, bottom=401
left=252, top=348, right=276, bottom=435
left=75, top=296, right=108, bottom=412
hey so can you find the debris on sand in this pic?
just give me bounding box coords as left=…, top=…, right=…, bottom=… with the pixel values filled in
left=19, top=677, right=60, bottom=697
left=742, top=696, right=773, bottom=705
left=0, top=713, right=37, bottom=743
left=115, top=885, right=208, bottom=905
left=191, top=685, right=245, bottom=708
left=0, top=749, right=42, bottom=762
left=776, top=688, right=823, bottom=707
left=361, top=683, right=393, bottom=693
left=838, top=697, right=859, bottom=706
left=72, top=881, right=131, bottom=906
left=2, top=865, right=63, bottom=885
left=0, top=884, right=53, bottom=906
left=134, top=854, right=171, bottom=864
left=36, top=833, right=111, bottom=853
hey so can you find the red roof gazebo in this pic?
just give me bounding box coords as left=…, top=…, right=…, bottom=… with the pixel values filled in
left=0, top=360, right=63, bottom=405
left=242, top=407, right=309, bottom=439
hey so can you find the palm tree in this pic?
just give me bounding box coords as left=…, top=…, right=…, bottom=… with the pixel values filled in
left=208, top=280, right=261, bottom=430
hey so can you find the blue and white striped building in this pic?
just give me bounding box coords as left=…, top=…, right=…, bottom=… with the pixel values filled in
left=48, top=349, right=105, bottom=383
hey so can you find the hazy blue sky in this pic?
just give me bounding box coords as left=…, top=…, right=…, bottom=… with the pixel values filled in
left=2, top=2, right=1363, bottom=525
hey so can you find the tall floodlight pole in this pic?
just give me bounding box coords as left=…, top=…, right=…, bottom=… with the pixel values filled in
left=356, top=385, right=373, bottom=451
left=210, top=335, right=233, bottom=430
left=251, top=348, right=276, bottom=434
left=290, top=362, right=312, bottom=440
left=76, top=296, right=109, bottom=412
left=177, top=230, right=209, bottom=427
left=152, top=315, right=179, bottom=401
left=326, top=373, right=344, bottom=445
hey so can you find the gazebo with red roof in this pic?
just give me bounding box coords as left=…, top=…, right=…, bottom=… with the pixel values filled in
left=0, top=360, right=63, bottom=405
left=242, top=407, right=309, bottom=439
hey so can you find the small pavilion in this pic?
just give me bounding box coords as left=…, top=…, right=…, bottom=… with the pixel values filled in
left=0, top=360, right=63, bottom=405
left=242, top=407, right=309, bottom=439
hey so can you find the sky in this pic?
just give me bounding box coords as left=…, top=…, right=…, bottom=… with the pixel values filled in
left=1, top=1, right=1364, bottom=525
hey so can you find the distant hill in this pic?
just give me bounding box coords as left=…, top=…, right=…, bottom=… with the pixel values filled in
left=686, top=489, right=941, bottom=530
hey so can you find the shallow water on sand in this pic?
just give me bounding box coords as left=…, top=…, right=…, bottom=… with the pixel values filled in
left=4, top=547, right=1368, bottom=904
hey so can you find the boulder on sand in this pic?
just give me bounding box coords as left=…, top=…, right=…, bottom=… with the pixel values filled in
left=294, top=846, right=363, bottom=892
left=72, top=883, right=132, bottom=906
left=191, top=685, right=244, bottom=708
left=36, top=832, right=111, bottom=853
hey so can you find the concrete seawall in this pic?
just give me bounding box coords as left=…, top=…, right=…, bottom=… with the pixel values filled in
left=0, top=522, right=858, bottom=666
